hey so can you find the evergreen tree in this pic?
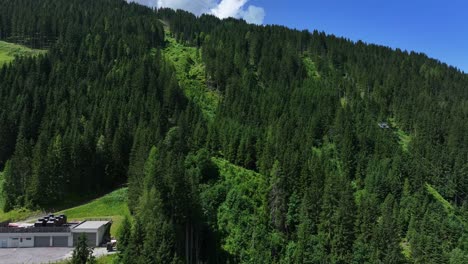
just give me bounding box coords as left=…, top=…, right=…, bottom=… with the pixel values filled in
left=71, top=233, right=95, bottom=264
left=352, top=192, right=378, bottom=263
left=373, top=194, right=406, bottom=263
left=2, top=160, right=14, bottom=211
left=139, top=188, right=174, bottom=263
left=117, top=214, right=132, bottom=258
left=46, top=134, right=66, bottom=203
left=269, top=160, right=287, bottom=233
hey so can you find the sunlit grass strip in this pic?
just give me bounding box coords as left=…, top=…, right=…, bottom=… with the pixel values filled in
left=57, top=188, right=130, bottom=236
left=0, top=41, right=46, bottom=66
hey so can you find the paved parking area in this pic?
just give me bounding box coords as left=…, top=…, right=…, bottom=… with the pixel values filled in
left=0, top=247, right=72, bottom=264
left=0, top=247, right=114, bottom=264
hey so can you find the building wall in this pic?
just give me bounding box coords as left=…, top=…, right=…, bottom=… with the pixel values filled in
left=0, top=237, right=7, bottom=248
left=71, top=222, right=110, bottom=247
left=18, top=237, right=34, bottom=247
left=96, top=224, right=109, bottom=246
left=52, top=236, right=69, bottom=247
left=68, top=234, right=73, bottom=247
left=0, top=232, right=72, bottom=248
left=0, top=222, right=109, bottom=248
left=72, top=232, right=97, bottom=247
left=0, top=235, right=34, bottom=248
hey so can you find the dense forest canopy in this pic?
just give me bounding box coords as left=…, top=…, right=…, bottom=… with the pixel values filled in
left=0, top=0, right=467, bottom=263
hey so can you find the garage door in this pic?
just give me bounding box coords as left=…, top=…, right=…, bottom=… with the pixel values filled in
left=10, top=238, right=19, bottom=247
left=34, top=236, right=50, bottom=247
left=73, top=233, right=96, bottom=246
left=52, top=236, right=68, bottom=247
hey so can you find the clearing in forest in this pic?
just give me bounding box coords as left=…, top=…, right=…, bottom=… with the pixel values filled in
left=0, top=41, right=46, bottom=66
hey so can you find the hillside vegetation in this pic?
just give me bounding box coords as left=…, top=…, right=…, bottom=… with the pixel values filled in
left=57, top=188, right=129, bottom=236
left=390, top=118, right=412, bottom=152
left=209, top=158, right=269, bottom=261
left=0, top=1, right=467, bottom=263
left=0, top=171, right=42, bottom=222
left=0, top=41, right=46, bottom=66
left=160, top=31, right=221, bottom=121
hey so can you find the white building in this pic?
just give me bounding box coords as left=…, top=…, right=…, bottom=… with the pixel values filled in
left=0, top=220, right=111, bottom=248
left=72, top=221, right=110, bottom=247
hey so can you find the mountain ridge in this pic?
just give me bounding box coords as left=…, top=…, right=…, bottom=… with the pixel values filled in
left=0, top=1, right=466, bottom=263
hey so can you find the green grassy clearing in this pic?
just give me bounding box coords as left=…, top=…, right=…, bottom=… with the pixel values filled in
left=400, top=238, right=412, bottom=260
left=57, top=188, right=130, bottom=236
left=52, top=252, right=118, bottom=264
left=425, top=183, right=467, bottom=231
left=0, top=208, right=42, bottom=222
left=212, top=157, right=267, bottom=188
left=302, top=56, right=320, bottom=79
left=425, top=183, right=454, bottom=213
left=395, top=129, right=411, bottom=152
left=389, top=118, right=411, bottom=152
left=96, top=254, right=118, bottom=264
left=340, top=97, right=348, bottom=108
left=159, top=32, right=221, bottom=121
left=0, top=41, right=46, bottom=66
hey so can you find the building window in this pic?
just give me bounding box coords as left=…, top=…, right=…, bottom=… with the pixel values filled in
left=26, top=238, right=32, bottom=240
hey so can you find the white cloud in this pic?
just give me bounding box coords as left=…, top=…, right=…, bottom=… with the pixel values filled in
left=239, top=5, right=265, bottom=25
left=127, top=0, right=265, bottom=24
left=211, top=0, right=247, bottom=19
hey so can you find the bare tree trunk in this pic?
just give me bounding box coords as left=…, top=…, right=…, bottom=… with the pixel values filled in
left=195, top=228, right=199, bottom=264
left=186, top=222, right=190, bottom=264
left=190, top=224, right=194, bottom=264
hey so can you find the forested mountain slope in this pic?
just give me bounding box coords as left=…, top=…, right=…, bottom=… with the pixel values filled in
left=0, top=0, right=467, bottom=263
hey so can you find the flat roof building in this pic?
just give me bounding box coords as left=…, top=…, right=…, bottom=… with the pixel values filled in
left=0, top=215, right=111, bottom=248
left=72, top=221, right=111, bottom=247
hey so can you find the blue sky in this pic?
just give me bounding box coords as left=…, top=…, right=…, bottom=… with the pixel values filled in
left=251, top=0, right=467, bottom=73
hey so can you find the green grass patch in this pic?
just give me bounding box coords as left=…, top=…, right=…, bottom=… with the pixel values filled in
left=0, top=207, right=42, bottom=222
left=312, top=147, right=322, bottom=157
left=389, top=118, right=411, bottom=152
left=400, top=238, right=412, bottom=260
left=0, top=41, right=46, bottom=66
left=51, top=252, right=118, bottom=264
left=96, top=253, right=118, bottom=264
left=425, top=183, right=453, bottom=213
left=302, top=56, right=320, bottom=79
left=312, top=142, right=336, bottom=157
left=57, top=188, right=130, bottom=236
left=340, top=97, right=347, bottom=108
left=395, top=129, right=411, bottom=152
left=212, top=157, right=267, bottom=189
left=159, top=32, right=221, bottom=121
left=425, top=183, right=467, bottom=231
